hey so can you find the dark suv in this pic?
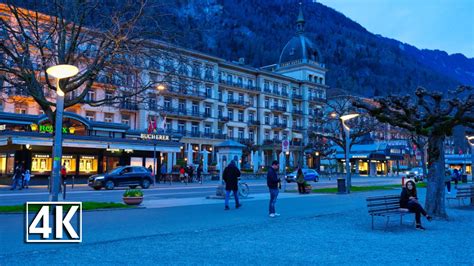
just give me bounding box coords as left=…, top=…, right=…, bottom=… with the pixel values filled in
left=88, top=166, right=154, bottom=190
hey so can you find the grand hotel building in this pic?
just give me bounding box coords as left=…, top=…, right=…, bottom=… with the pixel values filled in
left=0, top=4, right=327, bottom=180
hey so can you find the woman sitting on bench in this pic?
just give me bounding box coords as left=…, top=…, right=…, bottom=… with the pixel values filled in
left=400, top=180, right=433, bottom=231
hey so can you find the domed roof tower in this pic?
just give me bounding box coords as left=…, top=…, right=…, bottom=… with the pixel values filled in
left=278, top=3, right=322, bottom=67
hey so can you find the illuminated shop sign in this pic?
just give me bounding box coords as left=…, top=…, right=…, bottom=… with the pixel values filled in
left=140, top=133, right=170, bottom=141
left=34, top=154, right=50, bottom=158
left=30, top=124, right=76, bottom=134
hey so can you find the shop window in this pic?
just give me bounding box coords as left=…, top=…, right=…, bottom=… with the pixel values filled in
left=31, top=154, right=52, bottom=174
left=79, top=155, right=98, bottom=174
left=61, top=155, right=77, bottom=173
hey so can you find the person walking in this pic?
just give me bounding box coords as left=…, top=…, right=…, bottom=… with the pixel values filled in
left=23, top=169, right=31, bottom=189
left=444, top=169, right=452, bottom=194
left=160, top=164, right=167, bottom=184
left=197, top=164, right=203, bottom=184
left=179, top=166, right=186, bottom=183
left=188, top=165, right=194, bottom=183
left=400, top=180, right=432, bottom=231
left=296, top=167, right=305, bottom=194
left=223, top=160, right=242, bottom=210
left=60, top=164, right=67, bottom=193
left=452, top=168, right=460, bottom=189
left=267, top=160, right=280, bottom=217
left=10, top=163, right=23, bottom=190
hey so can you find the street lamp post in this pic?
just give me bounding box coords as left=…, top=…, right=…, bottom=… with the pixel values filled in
left=46, top=64, right=79, bottom=202
left=340, top=113, right=359, bottom=193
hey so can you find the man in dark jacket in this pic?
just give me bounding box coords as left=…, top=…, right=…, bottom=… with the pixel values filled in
left=10, top=163, right=23, bottom=190
left=223, top=160, right=242, bottom=210
left=267, top=160, right=280, bottom=217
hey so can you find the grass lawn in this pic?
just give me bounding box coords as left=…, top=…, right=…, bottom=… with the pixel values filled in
left=0, top=201, right=134, bottom=213
left=288, top=182, right=427, bottom=194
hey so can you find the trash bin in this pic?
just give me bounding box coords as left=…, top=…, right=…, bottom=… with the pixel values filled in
left=337, top=178, right=346, bottom=194
left=461, top=174, right=467, bottom=183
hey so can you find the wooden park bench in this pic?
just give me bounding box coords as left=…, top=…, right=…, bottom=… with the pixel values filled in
left=446, top=185, right=474, bottom=206
left=366, top=195, right=412, bottom=230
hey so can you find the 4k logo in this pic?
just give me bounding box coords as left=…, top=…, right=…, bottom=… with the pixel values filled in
left=26, top=202, right=82, bottom=243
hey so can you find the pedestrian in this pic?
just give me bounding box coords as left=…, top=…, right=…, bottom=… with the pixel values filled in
left=179, top=166, right=186, bottom=183
left=296, top=167, right=305, bottom=194
left=197, top=164, right=203, bottom=184
left=400, top=180, right=432, bottom=230
left=147, top=165, right=153, bottom=173
left=223, top=160, right=242, bottom=210
left=187, top=165, right=194, bottom=183
left=452, top=168, right=460, bottom=189
left=444, top=169, right=452, bottom=194
left=160, top=164, right=167, bottom=183
left=60, top=164, right=67, bottom=192
left=10, top=163, right=23, bottom=190
left=23, top=169, right=31, bottom=189
left=267, top=160, right=280, bottom=217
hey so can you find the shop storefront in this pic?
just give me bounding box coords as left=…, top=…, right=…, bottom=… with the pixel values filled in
left=0, top=112, right=182, bottom=184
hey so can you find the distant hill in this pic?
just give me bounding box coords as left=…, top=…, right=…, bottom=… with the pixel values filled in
left=13, top=0, right=474, bottom=97
left=164, top=0, right=473, bottom=96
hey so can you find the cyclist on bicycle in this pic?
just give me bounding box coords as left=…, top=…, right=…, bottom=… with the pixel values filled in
left=223, top=160, right=242, bottom=210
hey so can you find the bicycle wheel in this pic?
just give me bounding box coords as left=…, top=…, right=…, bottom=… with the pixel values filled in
left=239, top=183, right=249, bottom=197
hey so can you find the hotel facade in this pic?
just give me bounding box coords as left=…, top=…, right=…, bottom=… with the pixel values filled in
left=0, top=4, right=327, bottom=181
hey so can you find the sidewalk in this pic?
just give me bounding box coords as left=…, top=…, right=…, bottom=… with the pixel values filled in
left=0, top=187, right=472, bottom=264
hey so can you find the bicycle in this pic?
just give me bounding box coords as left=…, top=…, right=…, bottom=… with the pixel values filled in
left=238, top=180, right=249, bottom=197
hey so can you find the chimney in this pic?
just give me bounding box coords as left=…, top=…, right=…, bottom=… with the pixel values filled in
left=238, top=57, right=245, bottom=65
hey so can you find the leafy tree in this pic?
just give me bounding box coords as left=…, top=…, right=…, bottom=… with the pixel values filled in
left=354, top=86, right=474, bottom=218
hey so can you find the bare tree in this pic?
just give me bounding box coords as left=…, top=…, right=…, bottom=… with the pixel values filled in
left=0, top=0, right=182, bottom=122
left=310, top=94, right=379, bottom=159
left=354, top=86, right=474, bottom=218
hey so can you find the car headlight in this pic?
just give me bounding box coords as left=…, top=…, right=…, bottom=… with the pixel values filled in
left=94, top=176, right=104, bottom=180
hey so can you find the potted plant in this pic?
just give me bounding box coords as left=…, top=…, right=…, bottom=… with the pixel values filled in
left=304, top=182, right=312, bottom=194
left=123, top=189, right=144, bottom=205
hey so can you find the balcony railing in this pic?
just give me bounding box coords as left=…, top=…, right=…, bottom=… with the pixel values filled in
left=263, top=139, right=282, bottom=145
left=293, top=110, right=303, bottom=115
left=162, top=107, right=205, bottom=119
left=292, top=125, right=304, bottom=131
left=227, top=99, right=250, bottom=107
left=272, top=89, right=280, bottom=95
left=293, top=94, right=303, bottom=100
left=272, top=122, right=288, bottom=128
left=119, top=102, right=139, bottom=111
left=218, top=115, right=230, bottom=122
left=263, top=88, right=272, bottom=93
left=247, top=120, right=260, bottom=126
left=273, top=105, right=287, bottom=112
left=163, top=86, right=207, bottom=98
left=281, top=91, right=289, bottom=97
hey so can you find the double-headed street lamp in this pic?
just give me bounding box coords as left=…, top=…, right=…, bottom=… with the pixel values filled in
left=340, top=113, right=359, bottom=193
left=46, top=64, right=79, bottom=202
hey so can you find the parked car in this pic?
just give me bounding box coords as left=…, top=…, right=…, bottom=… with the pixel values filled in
left=88, top=166, right=154, bottom=190
left=285, top=169, right=319, bottom=183
left=405, top=167, right=425, bottom=182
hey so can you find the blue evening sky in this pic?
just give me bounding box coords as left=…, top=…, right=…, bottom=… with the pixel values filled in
left=317, top=0, right=474, bottom=58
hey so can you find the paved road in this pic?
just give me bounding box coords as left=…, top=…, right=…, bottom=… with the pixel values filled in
left=0, top=176, right=402, bottom=205
left=0, top=187, right=472, bottom=265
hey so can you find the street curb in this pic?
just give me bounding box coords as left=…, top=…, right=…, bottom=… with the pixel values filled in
left=205, top=196, right=254, bottom=200
left=0, top=206, right=145, bottom=215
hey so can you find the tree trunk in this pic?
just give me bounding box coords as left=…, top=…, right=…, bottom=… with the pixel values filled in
left=424, top=135, right=447, bottom=218
left=421, top=147, right=427, bottom=178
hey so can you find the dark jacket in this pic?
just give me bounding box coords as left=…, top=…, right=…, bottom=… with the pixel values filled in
left=223, top=164, right=241, bottom=191
left=13, top=166, right=23, bottom=180
left=400, top=188, right=416, bottom=208
left=267, top=167, right=279, bottom=189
